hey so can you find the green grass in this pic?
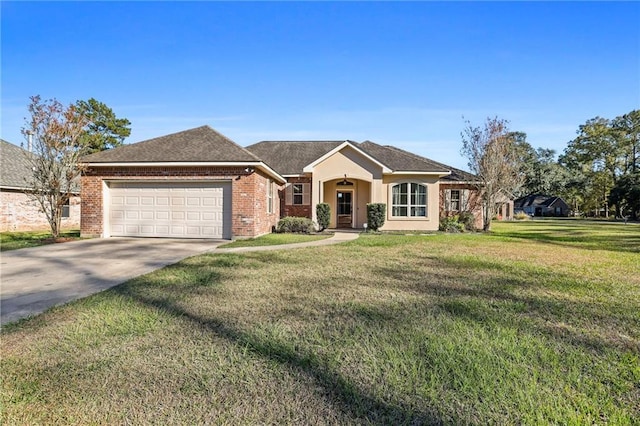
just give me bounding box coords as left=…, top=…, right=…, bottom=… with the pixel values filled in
left=0, top=229, right=81, bottom=251
left=218, top=232, right=331, bottom=248
left=2, top=220, right=639, bottom=424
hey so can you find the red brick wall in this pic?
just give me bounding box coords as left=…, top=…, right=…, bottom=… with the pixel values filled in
left=282, top=176, right=312, bottom=219
left=81, top=166, right=281, bottom=238
left=1, top=190, right=80, bottom=232
left=439, top=183, right=483, bottom=230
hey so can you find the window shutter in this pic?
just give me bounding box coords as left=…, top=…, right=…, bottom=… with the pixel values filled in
left=285, top=184, right=292, bottom=205
left=462, top=189, right=469, bottom=211
left=302, top=183, right=310, bottom=205
left=445, top=190, right=451, bottom=211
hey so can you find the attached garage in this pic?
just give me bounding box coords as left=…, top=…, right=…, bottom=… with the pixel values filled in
left=80, top=126, right=286, bottom=239
left=108, top=181, right=232, bottom=239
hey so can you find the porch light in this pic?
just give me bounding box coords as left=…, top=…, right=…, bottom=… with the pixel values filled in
left=338, top=174, right=353, bottom=186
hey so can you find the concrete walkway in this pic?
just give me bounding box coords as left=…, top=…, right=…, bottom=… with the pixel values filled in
left=1, top=231, right=359, bottom=326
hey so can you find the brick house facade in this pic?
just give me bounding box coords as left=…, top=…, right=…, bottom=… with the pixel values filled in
left=1, top=139, right=81, bottom=232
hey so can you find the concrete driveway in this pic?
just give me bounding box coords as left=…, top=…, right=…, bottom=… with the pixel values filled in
left=1, top=238, right=224, bottom=326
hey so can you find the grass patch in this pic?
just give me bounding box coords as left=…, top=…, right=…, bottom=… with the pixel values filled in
left=1, top=221, right=639, bottom=424
left=0, top=229, right=81, bottom=251
left=218, top=232, right=331, bottom=248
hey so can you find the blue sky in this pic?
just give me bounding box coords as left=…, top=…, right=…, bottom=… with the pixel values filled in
left=2, top=1, right=639, bottom=171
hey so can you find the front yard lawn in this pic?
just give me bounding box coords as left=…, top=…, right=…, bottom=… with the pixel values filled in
left=0, top=229, right=81, bottom=251
left=1, top=220, right=638, bottom=424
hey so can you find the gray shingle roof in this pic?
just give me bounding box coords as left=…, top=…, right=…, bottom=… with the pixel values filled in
left=1, top=139, right=35, bottom=189
left=246, top=139, right=476, bottom=179
left=245, top=141, right=344, bottom=175
left=358, top=141, right=451, bottom=173
left=81, top=126, right=261, bottom=163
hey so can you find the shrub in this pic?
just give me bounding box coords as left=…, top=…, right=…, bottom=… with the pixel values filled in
left=514, top=211, right=530, bottom=221
left=316, top=203, right=331, bottom=231
left=439, top=215, right=465, bottom=233
left=276, top=217, right=315, bottom=234
left=458, top=211, right=477, bottom=231
left=366, top=203, right=386, bottom=231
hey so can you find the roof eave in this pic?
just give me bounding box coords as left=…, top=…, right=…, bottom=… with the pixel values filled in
left=82, top=161, right=286, bottom=184
left=387, top=170, right=452, bottom=177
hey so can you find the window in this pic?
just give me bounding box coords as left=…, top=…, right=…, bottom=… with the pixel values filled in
left=293, top=184, right=303, bottom=205
left=267, top=179, right=274, bottom=214
left=450, top=190, right=461, bottom=211
left=286, top=183, right=309, bottom=205
left=391, top=183, right=427, bottom=217
left=62, top=199, right=70, bottom=218
left=446, top=189, right=468, bottom=212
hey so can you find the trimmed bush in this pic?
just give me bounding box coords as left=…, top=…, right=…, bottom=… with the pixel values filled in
left=439, top=215, right=465, bottom=233
left=366, top=203, right=386, bottom=231
left=458, top=211, right=477, bottom=231
left=276, top=217, right=315, bottom=234
left=514, top=211, right=530, bottom=221
left=316, top=203, right=331, bottom=231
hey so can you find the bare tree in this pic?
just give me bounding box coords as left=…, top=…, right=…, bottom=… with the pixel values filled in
left=21, top=96, right=89, bottom=238
left=461, top=117, right=523, bottom=231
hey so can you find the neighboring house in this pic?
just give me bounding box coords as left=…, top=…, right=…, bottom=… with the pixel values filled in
left=514, top=194, right=570, bottom=217
left=80, top=125, right=483, bottom=239
left=0, top=139, right=81, bottom=232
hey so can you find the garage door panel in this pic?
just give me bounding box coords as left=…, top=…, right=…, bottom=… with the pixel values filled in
left=109, top=182, right=230, bottom=239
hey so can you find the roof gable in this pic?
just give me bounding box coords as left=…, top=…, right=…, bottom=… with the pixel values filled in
left=81, top=126, right=261, bottom=164
left=302, top=141, right=392, bottom=174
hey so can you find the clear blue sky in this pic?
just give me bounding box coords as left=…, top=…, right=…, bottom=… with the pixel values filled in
left=2, top=1, right=639, bottom=171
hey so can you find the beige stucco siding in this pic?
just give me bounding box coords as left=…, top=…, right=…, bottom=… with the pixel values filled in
left=309, top=146, right=382, bottom=225
left=322, top=179, right=371, bottom=228
left=379, top=175, right=440, bottom=232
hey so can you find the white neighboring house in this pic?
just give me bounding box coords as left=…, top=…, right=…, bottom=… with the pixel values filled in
left=0, top=139, right=80, bottom=232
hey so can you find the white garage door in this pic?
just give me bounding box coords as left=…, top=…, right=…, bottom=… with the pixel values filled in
left=109, top=182, right=231, bottom=239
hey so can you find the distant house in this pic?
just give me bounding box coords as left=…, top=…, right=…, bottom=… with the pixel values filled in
left=79, top=126, right=486, bottom=239
left=0, top=139, right=81, bottom=232
left=514, top=194, right=570, bottom=217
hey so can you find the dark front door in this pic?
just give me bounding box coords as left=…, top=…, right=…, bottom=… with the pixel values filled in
left=337, top=191, right=352, bottom=228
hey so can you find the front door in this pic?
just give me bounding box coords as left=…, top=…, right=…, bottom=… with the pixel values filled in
left=337, top=191, right=353, bottom=228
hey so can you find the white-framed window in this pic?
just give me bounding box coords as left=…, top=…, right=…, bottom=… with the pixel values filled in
left=391, top=182, right=427, bottom=217
left=267, top=179, right=274, bottom=214
left=285, top=183, right=310, bottom=205
left=450, top=190, right=461, bottom=211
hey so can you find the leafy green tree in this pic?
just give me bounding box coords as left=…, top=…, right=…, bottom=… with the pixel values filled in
left=75, top=98, right=131, bottom=154
left=612, top=110, right=640, bottom=174
left=561, top=111, right=639, bottom=217
left=608, top=172, right=640, bottom=220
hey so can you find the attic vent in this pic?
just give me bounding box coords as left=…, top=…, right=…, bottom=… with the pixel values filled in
left=337, top=174, right=353, bottom=186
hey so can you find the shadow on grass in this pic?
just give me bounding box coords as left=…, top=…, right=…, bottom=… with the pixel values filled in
left=490, top=221, right=640, bottom=253
left=112, top=274, right=444, bottom=425
left=374, top=255, right=640, bottom=355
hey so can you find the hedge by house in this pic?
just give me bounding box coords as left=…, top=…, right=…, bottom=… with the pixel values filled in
left=316, top=203, right=330, bottom=231
left=276, top=217, right=315, bottom=234
left=366, top=203, right=386, bottom=231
